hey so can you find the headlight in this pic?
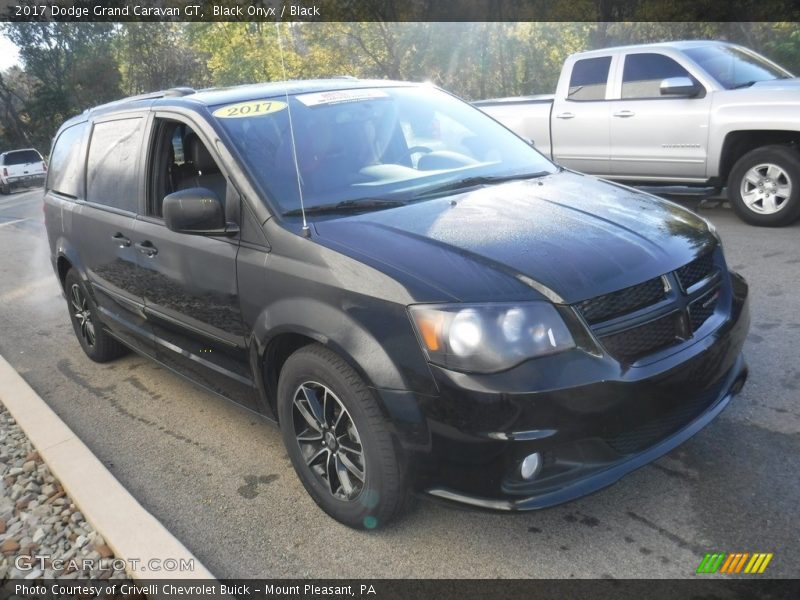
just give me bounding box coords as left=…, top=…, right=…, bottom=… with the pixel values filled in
left=408, top=302, right=575, bottom=373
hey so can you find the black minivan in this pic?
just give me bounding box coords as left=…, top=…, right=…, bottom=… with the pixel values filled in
left=44, top=80, right=749, bottom=528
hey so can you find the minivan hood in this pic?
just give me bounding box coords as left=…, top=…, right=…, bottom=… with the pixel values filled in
left=313, top=171, right=715, bottom=304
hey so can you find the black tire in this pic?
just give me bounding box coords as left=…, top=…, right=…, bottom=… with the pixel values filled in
left=728, top=145, right=800, bottom=227
left=0, top=183, right=9, bottom=195
left=277, top=344, right=408, bottom=529
left=64, top=269, right=129, bottom=362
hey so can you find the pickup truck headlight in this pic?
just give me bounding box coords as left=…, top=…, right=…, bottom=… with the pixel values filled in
left=409, top=302, right=575, bottom=373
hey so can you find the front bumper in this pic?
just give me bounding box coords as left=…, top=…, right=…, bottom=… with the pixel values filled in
left=400, top=270, right=750, bottom=510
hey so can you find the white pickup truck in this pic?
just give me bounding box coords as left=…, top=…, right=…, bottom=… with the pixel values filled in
left=476, top=41, right=800, bottom=227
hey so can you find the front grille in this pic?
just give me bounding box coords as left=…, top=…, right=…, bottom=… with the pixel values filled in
left=676, top=252, right=714, bottom=290
left=572, top=247, right=725, bottom=365
left=598, top=313, right=680, bottom=364
left=689, top=287, right=720, bottom=332
left=604, top=389, right=718, bottom=454
left=577, top=277, right=666, bottom=324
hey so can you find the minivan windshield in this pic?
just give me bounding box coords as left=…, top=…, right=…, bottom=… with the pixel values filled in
left=213, top=86, right=557, bottom=216
left=3, top=150, right=42, bottom=166
left=684, top=45, right=792, bottom=89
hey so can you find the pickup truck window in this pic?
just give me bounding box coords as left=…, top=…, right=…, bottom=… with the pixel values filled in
left=622, top=53, right=693, bottom=99
left=683, top=45, right=791, bottom=89
left=568, top=57, right=612, bottom=101
left=214, top=86, right=556, bottom=215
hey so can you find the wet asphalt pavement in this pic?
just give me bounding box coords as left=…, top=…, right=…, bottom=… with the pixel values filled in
left=0, top=188, right=798, bottom=578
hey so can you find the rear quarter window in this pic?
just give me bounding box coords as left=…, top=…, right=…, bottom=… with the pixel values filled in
left=47, top=123, right=87, bottom=198
left=86, top=117, right=145, bottom=212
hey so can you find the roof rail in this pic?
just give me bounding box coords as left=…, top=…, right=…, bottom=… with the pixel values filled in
left=83, top=87, right=197, bottom=114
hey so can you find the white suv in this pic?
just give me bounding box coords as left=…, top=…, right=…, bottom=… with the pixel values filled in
left=0, top=148, right=47, bottom=195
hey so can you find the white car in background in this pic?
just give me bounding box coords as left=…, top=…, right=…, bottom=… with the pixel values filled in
left=0, top=148, right=47, bottom=195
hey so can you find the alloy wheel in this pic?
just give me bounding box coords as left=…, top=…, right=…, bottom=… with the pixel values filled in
left=70, top=283, right=96, bottom=348
left=292, top=381, right=366, bottom=501
left=740, top=163, right=792, bottom=215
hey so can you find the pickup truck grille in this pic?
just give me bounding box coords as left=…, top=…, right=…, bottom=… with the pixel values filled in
left=575, top=249, right=721, bottom=364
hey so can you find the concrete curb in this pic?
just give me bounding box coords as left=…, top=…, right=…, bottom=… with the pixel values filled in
left=0, top=354, right=214, bottom=580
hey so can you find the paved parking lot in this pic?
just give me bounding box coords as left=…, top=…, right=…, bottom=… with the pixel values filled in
left=0, top=188, right=798, bottom=578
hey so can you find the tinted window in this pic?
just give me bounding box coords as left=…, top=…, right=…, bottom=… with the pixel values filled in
left=86, top=118, right=144, bottom=212
left=622, top=53, right=692, bottom=99
left=3, top=150, right=42, bottom=165
left=568, top=57, right=612, bottom=100
left=684, top=45, right=791, bottom=89
left=47, top=124, right=87, bottom=198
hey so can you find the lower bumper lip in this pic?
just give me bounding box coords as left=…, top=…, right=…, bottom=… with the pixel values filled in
left=426, top=357, right=748, bottom=512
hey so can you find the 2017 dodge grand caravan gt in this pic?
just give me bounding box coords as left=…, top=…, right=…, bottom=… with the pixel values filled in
left=44, top=80, right=750, bottom=528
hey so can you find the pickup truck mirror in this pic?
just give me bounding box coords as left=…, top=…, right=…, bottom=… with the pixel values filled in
left=660, top=77, right=701, bottom=98
left=163, top=187, right=239, bottom=237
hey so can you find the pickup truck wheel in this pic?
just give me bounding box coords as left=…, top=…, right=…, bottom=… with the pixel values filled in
left=277, top=344, right=408, bottom=529
left=728, top=145, right=800, bottom=226
left=64, top=269, right=129, bottom=362
left=0, top=183, right=9, bottom=195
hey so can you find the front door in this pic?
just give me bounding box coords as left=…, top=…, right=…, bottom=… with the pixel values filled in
left=135, top=116, right=258, bottom=410
left=609, top=52, right=711, bottom=180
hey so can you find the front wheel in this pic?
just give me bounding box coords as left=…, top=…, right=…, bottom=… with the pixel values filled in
left=277, top=344, right=408, bottom=529
left=728, top=145, right=800, bottom=226
left=0, top=183, right=9, bottom=195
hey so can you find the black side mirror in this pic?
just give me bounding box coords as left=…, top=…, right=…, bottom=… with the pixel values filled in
left=163, top=188, right=239, bottom=236
left=660, top=77, right=702, bottom=98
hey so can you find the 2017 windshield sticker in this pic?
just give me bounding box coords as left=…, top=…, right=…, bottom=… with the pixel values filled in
left=296, top=89, right=390, bottom=107
left=212, top=100, right=287, bottom=119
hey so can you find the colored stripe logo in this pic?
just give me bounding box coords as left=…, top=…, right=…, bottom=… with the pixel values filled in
left=696, top=552, right=773, bottom=574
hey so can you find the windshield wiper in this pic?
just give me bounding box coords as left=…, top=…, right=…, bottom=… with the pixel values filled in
left=413, top=171, right=551, bottom=199
left=282, top=198, right=406, bottom=217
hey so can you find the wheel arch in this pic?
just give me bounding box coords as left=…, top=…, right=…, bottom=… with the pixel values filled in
left=248, top=298, right=436, bottom=423
left=719, top=130, right=800, bottom=185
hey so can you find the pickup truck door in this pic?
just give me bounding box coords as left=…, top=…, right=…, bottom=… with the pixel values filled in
left=550, top=55, right=615, bottom=176
left=609, top=51, right=711, bottom=180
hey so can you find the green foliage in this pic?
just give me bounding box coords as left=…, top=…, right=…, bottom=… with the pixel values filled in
left=1, top=21, right=799, bottom=154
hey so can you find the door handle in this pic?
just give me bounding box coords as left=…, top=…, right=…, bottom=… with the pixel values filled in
left=134, top=241, right=158, bottom=258
left=111, top=232, right=131, bottom=248
left=613, top=110, right=636, bottom=118
left=555, top=112, right=575, bottom=119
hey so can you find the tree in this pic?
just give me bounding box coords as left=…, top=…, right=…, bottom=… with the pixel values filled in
left=116, top=23, right=210, bottom=95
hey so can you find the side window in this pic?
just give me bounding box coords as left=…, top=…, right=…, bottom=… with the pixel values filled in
left=47, top=123, right=87, bottom=198
left=86, top=118, right=145, bottom=211
left=147, top=119, right=228, bottom=218
left=568, top=57, right=612, bottom=101
left=622, top=53, right=693, bottom=99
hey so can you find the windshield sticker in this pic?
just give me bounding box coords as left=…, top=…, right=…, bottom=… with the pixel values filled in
left=295, top=89, right=390, bottom=107
left=212, top=100, right=287, bottom=119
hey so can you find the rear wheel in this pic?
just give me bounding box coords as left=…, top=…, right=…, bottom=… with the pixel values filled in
left=64, top=269, right=129, bottom=362
left=728, top=145, right=800, bottom=226
left=0, top=183, right=9, bottom=195
left=277, top=344, right=408, bottom=529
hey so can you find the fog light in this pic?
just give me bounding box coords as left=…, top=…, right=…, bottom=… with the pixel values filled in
left=520, top=452, right=541, bottom=480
